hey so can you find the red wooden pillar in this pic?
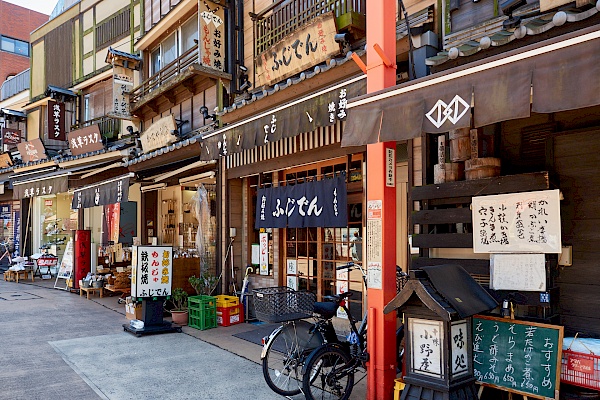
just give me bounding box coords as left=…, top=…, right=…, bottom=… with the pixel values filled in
left=365, top=0, right=398, bottom=399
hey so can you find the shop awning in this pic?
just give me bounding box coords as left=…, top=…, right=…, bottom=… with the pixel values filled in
left=199, top=75, right=367, bottom=160
left=12, top=172, right=68, bottom=199
left=71, top=173, right=133, bottom=209
left=342, top=26, right=600, bottom=146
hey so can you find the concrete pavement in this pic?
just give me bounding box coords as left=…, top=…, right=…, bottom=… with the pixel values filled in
left=0, top=275, right=366, bottom=400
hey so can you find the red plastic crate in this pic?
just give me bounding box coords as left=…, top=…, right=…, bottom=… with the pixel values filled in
left=217, top=305, right=243, bottom=327
left=561, top=349, right=600, bottom=391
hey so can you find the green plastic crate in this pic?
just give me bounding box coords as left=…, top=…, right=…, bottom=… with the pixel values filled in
left=188, top=308, right=217, bottom=330
left=188, top=295, right=216, bottom=310
left=188, top=296, right=217, bottom=330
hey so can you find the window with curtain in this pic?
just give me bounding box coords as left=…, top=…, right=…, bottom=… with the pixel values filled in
left=181, top=16, right=198, bottom=53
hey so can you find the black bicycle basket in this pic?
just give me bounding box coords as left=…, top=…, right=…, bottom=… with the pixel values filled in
left=253, top=286, right=316, bottom=323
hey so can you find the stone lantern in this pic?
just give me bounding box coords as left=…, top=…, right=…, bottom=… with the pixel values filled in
left=384, top=264, right=498, bottom=400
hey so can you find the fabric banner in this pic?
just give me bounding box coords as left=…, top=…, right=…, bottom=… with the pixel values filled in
left=13, top=175, right=68, bottom=199
left=71, top=175, right=129, bottom=209
left=200, top=78, right=366, bottom=160
left=255, top=175, right=347, bottom=228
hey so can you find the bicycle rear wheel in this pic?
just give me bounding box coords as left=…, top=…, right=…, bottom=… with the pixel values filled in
left=302, top=345, right=354, bottom=400
left=262, top=321, right=323, bottom=396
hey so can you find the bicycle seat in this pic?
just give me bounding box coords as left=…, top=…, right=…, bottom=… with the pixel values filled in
left=313, top=293, right=352, bottom=319
left=313, top=301, right=338, bottom=319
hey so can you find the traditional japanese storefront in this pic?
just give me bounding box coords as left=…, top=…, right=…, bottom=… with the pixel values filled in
left=342, top=26, right=600, bottom=336
left=200, top=74, right=410, bottom=319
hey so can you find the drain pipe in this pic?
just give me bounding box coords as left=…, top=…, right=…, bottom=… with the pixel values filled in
left=227, top=0, right=237, bottom=100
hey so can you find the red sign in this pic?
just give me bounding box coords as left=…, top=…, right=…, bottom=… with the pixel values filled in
left=567, top=353, right=594, bottom=374
left=44, top=200, right=53, bottom=206
left=37, top=255, right=59, bottom=267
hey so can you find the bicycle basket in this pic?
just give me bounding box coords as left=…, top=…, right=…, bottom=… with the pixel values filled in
left=253, top=287, right=316, bottom=323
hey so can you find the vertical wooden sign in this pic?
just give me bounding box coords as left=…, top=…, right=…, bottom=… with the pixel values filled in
left=199, top=1, right=225, bottom=71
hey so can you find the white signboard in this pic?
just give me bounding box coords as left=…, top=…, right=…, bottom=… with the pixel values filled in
left=54, top=239, right=74, bottom=290
left=490, top=253, right=546, bottom=291
left=450, top=320, right=469, bottom=377
left=410, top=318, right=444, bottom=378
left=286, top=259, right=297, bottom=275
left=259, top=233, right=269, bottom=276
left=336, top=264, right=349, bottom=319
left=286, top=275, right=298, bottom=291
left=472, top=189, right=561, bottom=253
left=131, top=246, right=173, bottom=298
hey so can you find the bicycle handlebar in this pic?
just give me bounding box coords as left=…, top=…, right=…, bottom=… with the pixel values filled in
left=336, top=262, right=354, bottom=270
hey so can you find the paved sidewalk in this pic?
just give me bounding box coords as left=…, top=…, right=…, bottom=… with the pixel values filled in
left=0, top=275, right=367, bottom=400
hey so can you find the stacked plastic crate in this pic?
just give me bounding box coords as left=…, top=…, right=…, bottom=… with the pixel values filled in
left=215, top=295, right=243, bottom=327
left=188, top=295, right=217, bottom=330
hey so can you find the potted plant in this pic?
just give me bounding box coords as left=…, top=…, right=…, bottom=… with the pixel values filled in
left=170, top=287, right=189, bottom=326
left=188, top=269, right=219, bottom=296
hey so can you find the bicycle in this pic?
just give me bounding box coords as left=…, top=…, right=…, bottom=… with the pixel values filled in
left=300, top=263, right=409, bottom=400
left=0, top=241, right=13, bottom=271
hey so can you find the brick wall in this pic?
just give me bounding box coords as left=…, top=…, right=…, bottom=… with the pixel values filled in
left=0, top=0, right=48, bottom=83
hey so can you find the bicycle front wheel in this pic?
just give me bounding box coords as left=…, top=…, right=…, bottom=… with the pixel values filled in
left=302, top=345, right=354, bottom=400
left=262, top=321, right=323, bottom=396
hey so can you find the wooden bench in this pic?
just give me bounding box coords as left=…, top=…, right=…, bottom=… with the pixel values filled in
left=79, top=286, right=104, bottom=300
left=3, top=269, right=34, bottom=283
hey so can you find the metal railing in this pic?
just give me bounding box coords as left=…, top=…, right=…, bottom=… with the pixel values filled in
left=254, top=0, right=366, bottom=55
left=71, top=116, right=120, bottom=140
left=130, top=46, right=199, bottom=105
left=1, top=69, right=30, bottom=101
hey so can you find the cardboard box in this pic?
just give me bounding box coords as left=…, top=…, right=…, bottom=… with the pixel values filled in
left=125, top=303, right=142, bottom=320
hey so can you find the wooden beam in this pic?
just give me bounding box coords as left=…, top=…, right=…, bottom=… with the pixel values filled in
left=412, top=233, right=473, bottom=248
left=147, top=101, right=159, bottom=115
left=412, top=207, right=472, bottom=224
left=162, top=92, right=176, bottom=106
left=227, top=143, right=366, bottom=179
left=412, top=172, right=550, bottom=201
left=182, top=80, right=196, bottom=96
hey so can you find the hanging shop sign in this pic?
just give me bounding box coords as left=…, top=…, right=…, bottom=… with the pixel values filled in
left=131, top=246, right=173, bottom=298
left=201, top=77, right=366, bottom=160
left=2, top=127, right=21, bottom=146
left=47, top=100, right=66, bottom=141
left=0, top=153, right=12, bottom=168
left=17, top=138, right=47, bottom=163
left=111, top=69, right=133, bottom=119
left=68, top=125, right=104, bottom=156
left=255, top=12, right=339, bottom=87
left=471, top=189, right=561, bottom=253
left=255, top=174, right=347, bottom=229
left=71, top=174, right=130, bottom=209
left=13, top=210, right=20, bottom=256
left=199, top=1, right=226, bottom=71
left=13, top=175, right=68, bottom=199
left=139, top=115, right=177, bottom=153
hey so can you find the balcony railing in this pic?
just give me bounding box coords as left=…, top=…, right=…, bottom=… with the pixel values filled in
left=254, top=0, right=366, bottom=55
left=130, top=46, right=199, bottom=105
left=71, top=116, right=120, bottom=141
left=1, top=69, right=30, bottom=101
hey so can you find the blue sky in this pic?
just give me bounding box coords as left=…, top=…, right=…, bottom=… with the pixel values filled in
left=5, top=0, right=57, bottom=15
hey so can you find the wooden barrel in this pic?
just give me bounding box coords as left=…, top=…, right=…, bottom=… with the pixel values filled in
left=465, top=157, right=501, bottom=180
left=434, top=162, right=465, bottom=184
left=449, top=128, right=471, bottom=162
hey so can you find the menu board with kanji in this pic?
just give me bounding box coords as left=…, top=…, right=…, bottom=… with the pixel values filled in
left=473, top=315, right=563, bottom=399
left=131, top=246, right=172, bottom=298
left=471, top=189, right=561, bottom=253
